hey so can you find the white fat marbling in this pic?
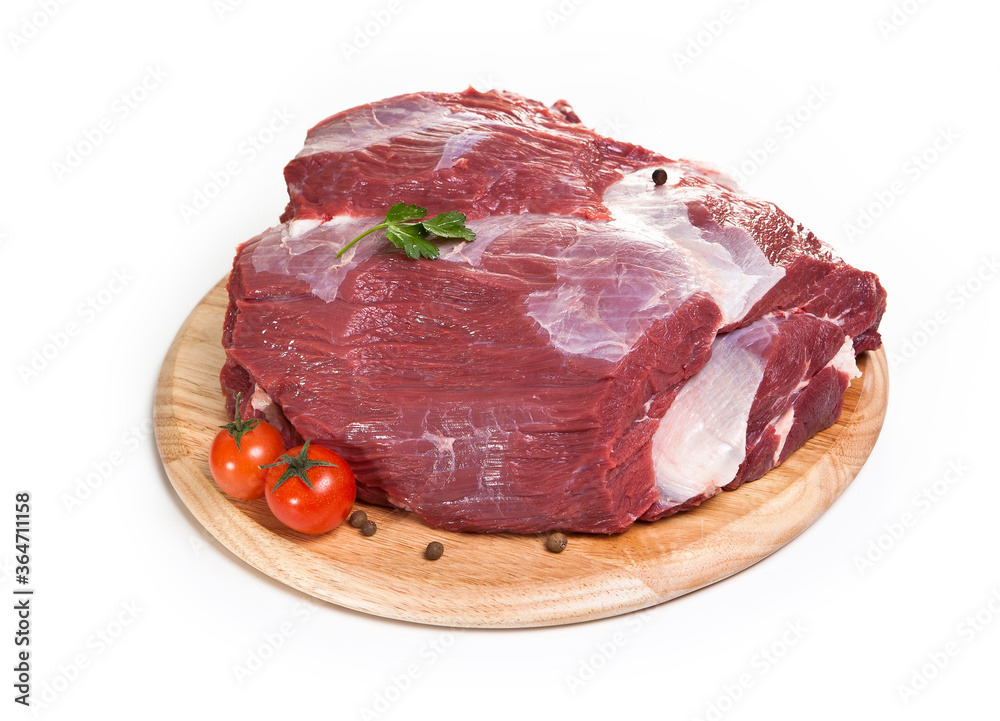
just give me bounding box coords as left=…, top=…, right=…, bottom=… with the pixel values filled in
left=649, top=319, right=776, bottom=505
left=296, top=98, right=483, bottom=158
left=771, top=406, right=796, bottom=464
left=522, top=168, right=786, bottom=363
left=830, top=334, right=862, bottom=380
left=603, top=169, right=785, bottom=327
left=434, top=129, right=491, bottom=171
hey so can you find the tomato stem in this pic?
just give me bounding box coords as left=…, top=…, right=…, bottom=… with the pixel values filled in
left=260, top=439, right=336, bottom=493
left=220, top=391, right=260, bottom=451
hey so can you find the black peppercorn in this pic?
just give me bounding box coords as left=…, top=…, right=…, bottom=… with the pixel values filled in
left=546, top=532, right=567, bottom=553
left=652, top=168, right=668, bottom=186
left=349, top=510, right=367, bottom=528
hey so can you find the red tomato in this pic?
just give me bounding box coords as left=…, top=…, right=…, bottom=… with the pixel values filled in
left=263, top=441, right=356, bottom=534
left=209, top=401, right=285, bottom=500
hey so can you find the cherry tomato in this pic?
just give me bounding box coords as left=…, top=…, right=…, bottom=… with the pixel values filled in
left=263, top=441, right=356, bottom=534
left=209, top=397, right=285, bottom=500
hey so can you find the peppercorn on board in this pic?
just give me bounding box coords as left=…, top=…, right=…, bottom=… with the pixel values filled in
left=154, top=278, right=888, bottom=628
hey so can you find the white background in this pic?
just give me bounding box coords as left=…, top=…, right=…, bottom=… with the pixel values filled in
left=3, top=0, right=998, bottom=719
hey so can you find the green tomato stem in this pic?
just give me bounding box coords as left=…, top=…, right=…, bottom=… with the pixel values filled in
left=220, top=391, right=259, bottom=451
left=260, top=439, right=335, bottom=493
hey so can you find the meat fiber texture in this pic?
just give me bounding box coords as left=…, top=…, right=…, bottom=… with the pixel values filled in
left=220, top=89, right=886, bottom=534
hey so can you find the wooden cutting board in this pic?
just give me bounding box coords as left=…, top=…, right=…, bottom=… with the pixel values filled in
left=154, top=278, right=888, bottom=628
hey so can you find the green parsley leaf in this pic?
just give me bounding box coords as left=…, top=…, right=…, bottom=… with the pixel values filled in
left=384, top=202, right=427, bottom=225
left=336, top=202, right=476, bottom=259
left=386, top=224, right=440, bottom=260
left=421, top=211, right=476, bottom=242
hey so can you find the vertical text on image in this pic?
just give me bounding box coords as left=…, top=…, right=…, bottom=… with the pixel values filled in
left=13, top=492, right=32, bottom=708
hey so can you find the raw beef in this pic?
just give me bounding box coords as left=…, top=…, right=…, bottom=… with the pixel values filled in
left=220, top=89, right=886, bottom=533
left=643, top=311, right=859, bottom=520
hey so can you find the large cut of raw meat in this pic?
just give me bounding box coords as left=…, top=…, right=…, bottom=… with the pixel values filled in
left=220, top=89, right=886, bottom=533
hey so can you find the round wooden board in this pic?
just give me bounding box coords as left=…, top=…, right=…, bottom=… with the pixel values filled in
left=155, top=278, right=888, bottom=629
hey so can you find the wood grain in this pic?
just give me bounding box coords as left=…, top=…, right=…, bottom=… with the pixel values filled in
left=154, top=278, right=888, bottom=628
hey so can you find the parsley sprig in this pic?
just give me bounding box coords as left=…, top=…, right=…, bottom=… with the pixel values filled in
left=336, top=202, right=476, bottom=260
